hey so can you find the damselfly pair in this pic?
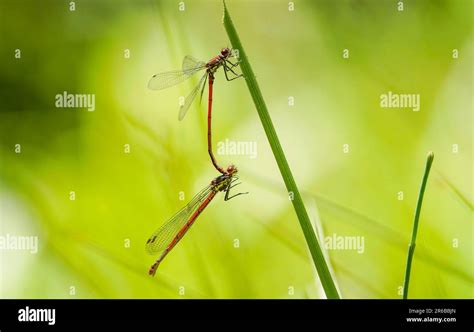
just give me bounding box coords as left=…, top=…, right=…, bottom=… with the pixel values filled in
left=145, top=48, right=247, bottom=276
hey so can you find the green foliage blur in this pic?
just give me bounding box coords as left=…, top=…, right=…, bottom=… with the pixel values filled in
left=0, top=0, right=472, bottom=299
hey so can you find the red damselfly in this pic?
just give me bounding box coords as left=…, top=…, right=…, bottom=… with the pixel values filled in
left=148, top=48, right=241, bottom=175
left=145, top=165, right=247, bottom=276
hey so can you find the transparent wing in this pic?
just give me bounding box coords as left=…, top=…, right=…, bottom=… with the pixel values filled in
left=178, top=73, right=207, bottom=121
left=182, top=55, right=205, bottom=71
left=145, top=184, right=213, bottom=255
left=148, top=56, right=206, bottom=91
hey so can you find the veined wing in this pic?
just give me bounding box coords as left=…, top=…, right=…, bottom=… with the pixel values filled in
left=178, top=73, right=207, bottom=121
left=148, top=56, right=206, bottom=90
left=145, top=184, right=213, bottom=255
left=182, top=55, right=206, bottom=72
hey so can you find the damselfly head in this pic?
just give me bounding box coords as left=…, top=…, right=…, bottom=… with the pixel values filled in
left=221, top=47, right=231, bottom=58
left=226, top=164, right=238, bottom=174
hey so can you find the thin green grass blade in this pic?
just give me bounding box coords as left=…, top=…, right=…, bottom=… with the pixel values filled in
left=403, top=152, right=434, bottom=299
left=436, top=171, right=473, bottom=211
left=222, top=0, right=339, bottom=299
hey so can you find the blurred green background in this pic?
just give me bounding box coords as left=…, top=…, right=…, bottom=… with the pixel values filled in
left=0, top=0, right=472, bottom=299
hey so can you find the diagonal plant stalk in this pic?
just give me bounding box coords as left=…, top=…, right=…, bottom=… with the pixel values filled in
left=403, top=152, right=434, bottom=299
left=222, top=1, right=339, bottom=299
left=436, top=171, right=473, bottom=211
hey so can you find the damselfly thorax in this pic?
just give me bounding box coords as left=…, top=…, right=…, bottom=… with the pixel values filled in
left=211, top=165, right=239, bottom=192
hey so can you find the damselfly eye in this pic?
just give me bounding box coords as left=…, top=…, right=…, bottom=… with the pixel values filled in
left=221, top=48, right=230, bottom=56
left=227, top=165, right=237, bottom=174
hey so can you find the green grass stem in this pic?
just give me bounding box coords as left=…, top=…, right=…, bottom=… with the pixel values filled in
left=222, top=1, right=340, bottom=299
left=403, top=152, right=434, bottom=299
